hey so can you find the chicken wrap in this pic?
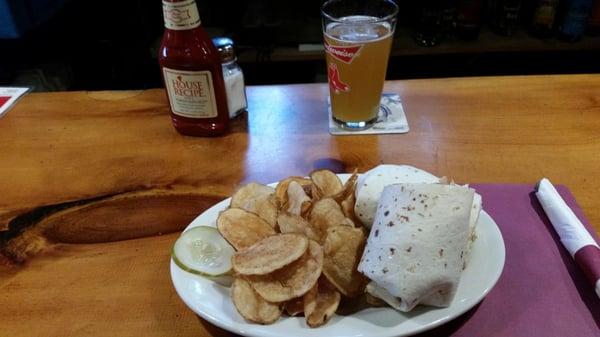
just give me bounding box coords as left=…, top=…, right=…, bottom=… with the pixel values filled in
left=357, top=183, right=474, bottom=312
left=354, top=165, right=440, bottom=228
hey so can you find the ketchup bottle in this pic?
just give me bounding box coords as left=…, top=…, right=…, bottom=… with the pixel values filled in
left=159, top=0, right=229, bottom=136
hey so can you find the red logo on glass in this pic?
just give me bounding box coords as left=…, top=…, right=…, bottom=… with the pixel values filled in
left=324, top=41, right=362, bottom=64
left=327, top=64, right=350, bottom=93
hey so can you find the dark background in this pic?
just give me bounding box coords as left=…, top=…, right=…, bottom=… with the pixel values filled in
left=0, top=0, right=599, bottom=91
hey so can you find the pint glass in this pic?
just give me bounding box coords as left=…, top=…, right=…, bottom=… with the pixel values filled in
left=321, top=0, right=398, bottom=130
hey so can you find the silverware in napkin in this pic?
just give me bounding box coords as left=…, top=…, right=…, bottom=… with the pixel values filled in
left=535, top=178, right=600, bottom=299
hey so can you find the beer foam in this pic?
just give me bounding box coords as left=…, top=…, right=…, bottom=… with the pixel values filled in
left=325, top=16, right=392, bottom=44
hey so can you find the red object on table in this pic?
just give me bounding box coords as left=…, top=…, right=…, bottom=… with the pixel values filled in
left=158, top=0, right=229, bottom=137
left=0, top=96, right=10, bottom=107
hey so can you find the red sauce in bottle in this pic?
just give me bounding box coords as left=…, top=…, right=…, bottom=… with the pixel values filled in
left=159, top=0, right=229, bottom=136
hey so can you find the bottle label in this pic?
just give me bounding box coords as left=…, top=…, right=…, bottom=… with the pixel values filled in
left=162, top=0, right=201, bottom=30
left=163, top=68, right=218, bottom=118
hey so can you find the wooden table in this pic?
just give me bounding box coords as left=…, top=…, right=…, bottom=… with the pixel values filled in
left=1, top=75, right=599, bottom=336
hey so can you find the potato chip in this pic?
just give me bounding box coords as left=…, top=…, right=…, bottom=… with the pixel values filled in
left=231, top=278, right=282, bottom=324
left=260, top=194, right=280, bottom=228
left=310, top=184, right=322, bottom=201
left=225, top=170, right=369, bottom=327
left=333, top=170, right=359, bottom=204
left=277, top=212, right=320, bottom=242
left=286, top=181, right=312, bottom=216
left=231, top=183, right=279, bottom=227
left=217, top=208, right=276, bottom=250
left=303, top=284, right=318, bottom=318
left=233, top=233, right=308, bottom=275
left=322, top=226, right=368, bottom=297
left=310, top=169, right=343, bottom=198
left=246, top=240, right=323, bottom=302
left=283, top=297, right=304, bottom=316
left=309, top=198, right=354, bottom=243
left=304, top=277, right=341, bottom=328
left=275, top=176, right=312, bottom=206
left=334, top=170, right=359, bottom=224
left=340, top=191, right=357, bottom=224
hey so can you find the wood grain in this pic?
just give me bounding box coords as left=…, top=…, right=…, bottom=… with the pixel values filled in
left=1, top=75, right=599, bottom=336
left=0, top=233, right=210, bottom=337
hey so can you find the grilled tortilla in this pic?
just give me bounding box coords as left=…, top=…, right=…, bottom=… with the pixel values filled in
left=358, top=183, right=474, bottom=312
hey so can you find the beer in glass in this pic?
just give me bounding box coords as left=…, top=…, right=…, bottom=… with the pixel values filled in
left=322, top=0, right=398, bottom=130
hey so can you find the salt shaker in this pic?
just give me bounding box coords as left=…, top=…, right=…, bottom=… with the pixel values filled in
left=212, top=37, right=247, bottom=119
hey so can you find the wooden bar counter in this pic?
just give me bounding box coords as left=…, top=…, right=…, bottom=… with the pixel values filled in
left=1, top=75, right=599, bottom=336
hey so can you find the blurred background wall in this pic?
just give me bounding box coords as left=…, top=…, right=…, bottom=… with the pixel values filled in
left=0, top=0, right=599, bottom=91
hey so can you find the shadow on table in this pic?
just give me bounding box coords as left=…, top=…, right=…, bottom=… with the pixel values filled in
left=529, top=191, right=600, bottom=330
left=312, top=157, right=347, bottom=173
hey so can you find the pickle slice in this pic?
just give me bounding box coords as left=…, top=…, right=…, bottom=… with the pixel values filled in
left=172, top=226, right=235, bottom=277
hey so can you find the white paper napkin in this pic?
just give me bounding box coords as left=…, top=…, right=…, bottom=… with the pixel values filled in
left=535, top=178, right=600, bottom=298
left=536, top=178, right=598, bottom=256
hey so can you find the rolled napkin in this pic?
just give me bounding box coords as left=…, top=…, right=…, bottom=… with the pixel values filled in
left=535, top=178, right=600, bottom=299
left=358, top=183, right=474, bottom=312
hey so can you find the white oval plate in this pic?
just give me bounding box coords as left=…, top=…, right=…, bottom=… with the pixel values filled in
left=170, top=174, right=505, bottom=337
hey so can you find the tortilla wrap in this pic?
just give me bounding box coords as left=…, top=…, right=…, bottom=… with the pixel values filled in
left=355, top=165, right=481, bottom=266
left=465, top=193, right=482, bottom=268
left=354, top=165, right=440, bottom=228
left=358, top=183, right=474, bottom=312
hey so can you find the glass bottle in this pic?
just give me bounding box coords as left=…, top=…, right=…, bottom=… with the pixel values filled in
left=558, top=0, right=594, bottom=41
left=456, top=0, right=484, bottom=40
left=414, top=0, right=446, bottom=47
left=588, top=0, right=600, bottom=35
left=530, top=0, right=560, bottom=38
left=491, top=0, right=523, bottom=36
left=158, top=0, right=229, bottom=136
left=212, top=37, right=247, bottom=119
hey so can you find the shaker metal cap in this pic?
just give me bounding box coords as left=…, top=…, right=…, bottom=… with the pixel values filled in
left=212, top=37, right=235, bottom=63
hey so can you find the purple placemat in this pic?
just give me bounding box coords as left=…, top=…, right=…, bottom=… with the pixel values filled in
left=416, top=184, right=600, bottom=337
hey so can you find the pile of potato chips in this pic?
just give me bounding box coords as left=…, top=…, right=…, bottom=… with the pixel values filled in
left=216, top=169, right=368, bottom=327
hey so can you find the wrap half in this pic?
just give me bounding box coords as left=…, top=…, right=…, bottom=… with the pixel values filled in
left=354, top=165, right=440, bottom=228
left=357, top=183, right=474, bottom=312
